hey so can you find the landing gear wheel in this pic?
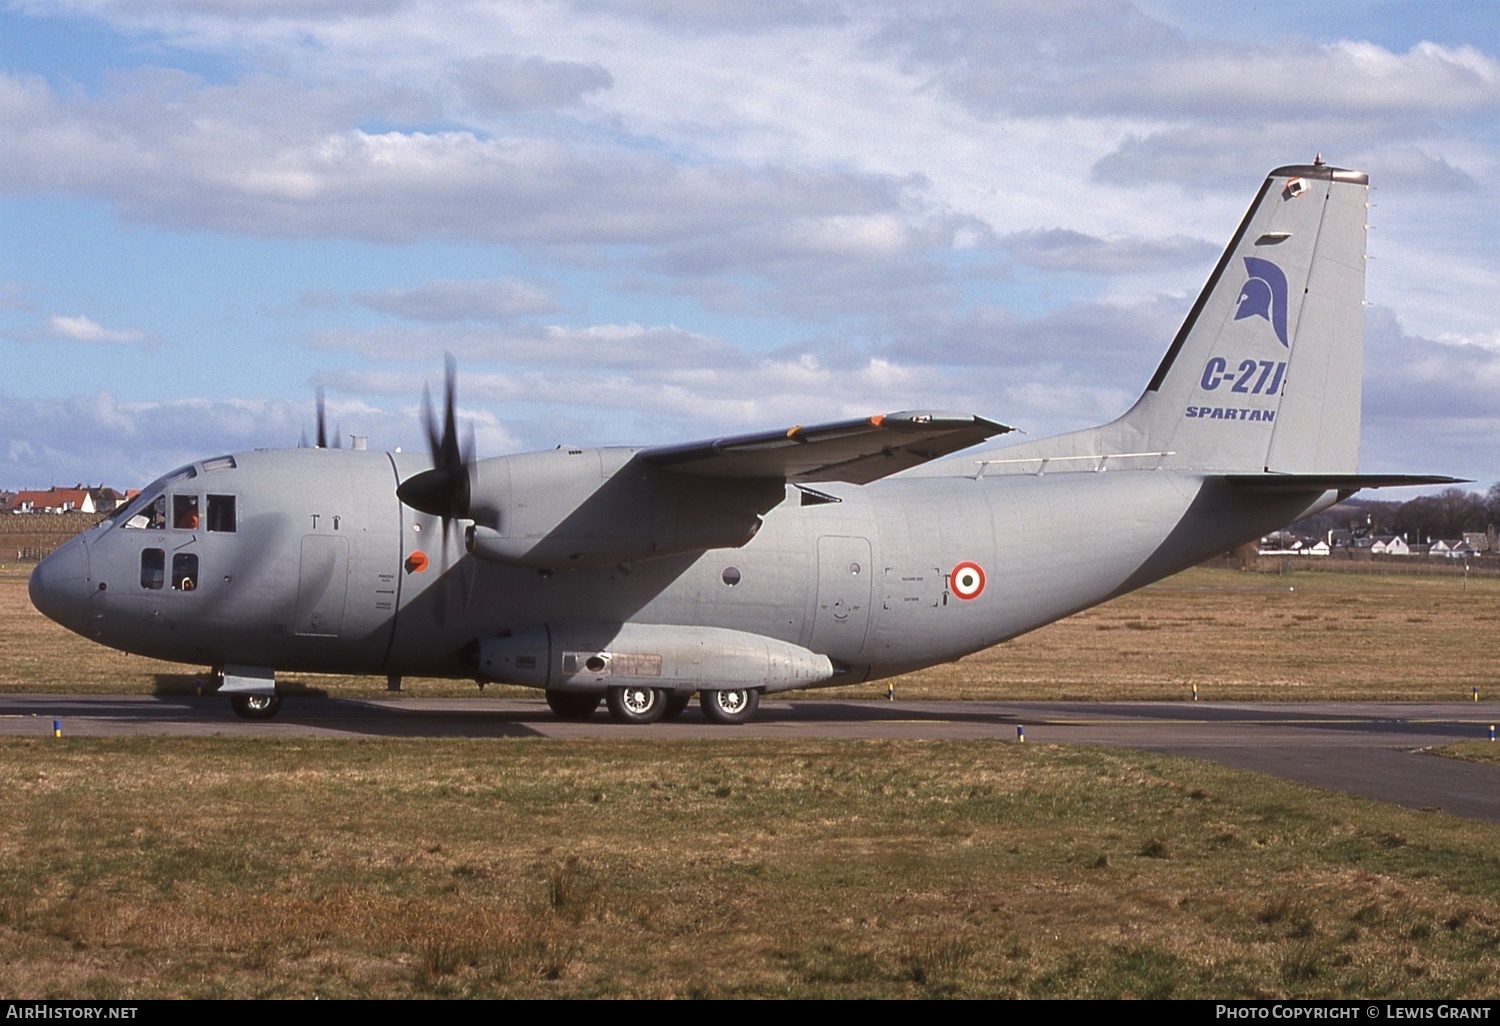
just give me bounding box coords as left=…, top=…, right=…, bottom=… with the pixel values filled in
left=662, top=691, right=694, bottom=721
left=546, top=691, right=602, bottom=721
left=606, top=685, right=667, bottom=724
left=700, top=687, right=759, bottom=725
left=230, top=693, right=282, bottom=720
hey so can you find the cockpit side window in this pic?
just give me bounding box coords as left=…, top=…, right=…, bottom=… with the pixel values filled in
left=140, top=549, right=165, bottom=589
left=121, top=494, right=166, bottom=529
left=173, top=495, right=200, bottom=530
left=117, top=465, right=197, bottom=528
left=206, top=495, right=236, bottom=533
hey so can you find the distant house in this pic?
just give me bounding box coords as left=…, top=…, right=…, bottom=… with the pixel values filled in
left=1259, top=530, right=1308, bottom=554
left=1430, top=539, right=1477, bottom=560
left=1327, top=528, right=1353, bottom=549
left=1463, top=532, right=1492, bottom=554
left=0, top=491, right=14, bottom=514
left=88, top=487, right=128, bottom=514
left=1371, top=536, right=1411, bottom=556
left=11, top=486, right=96, bottom=514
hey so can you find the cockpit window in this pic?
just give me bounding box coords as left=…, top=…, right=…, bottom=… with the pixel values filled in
left=173, top=495, right=200, bottom=530
left=202, top=456, right=236, bottom=473
left=122, top=495, right=168, bottom=530
left=114, top=465, right=197, bottom=528
left=207, top=495, right=236, bottom=533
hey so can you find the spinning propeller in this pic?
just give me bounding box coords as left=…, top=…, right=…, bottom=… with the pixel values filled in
left=299, top=388, right=342, bottom=449
left=396, top=355, right=478, bottom=619
left=397, top=355, right=473, bottom=522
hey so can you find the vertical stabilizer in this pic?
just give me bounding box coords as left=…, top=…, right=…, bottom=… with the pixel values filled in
left=988, top=164, right=1371, bottom=477
left=1129, top=163, right=1369, bottom=473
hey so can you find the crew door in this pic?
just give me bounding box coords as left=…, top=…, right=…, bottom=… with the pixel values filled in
left=808, top=535, right=872, bottom=660
left=293, top=535, right=349, bottom=637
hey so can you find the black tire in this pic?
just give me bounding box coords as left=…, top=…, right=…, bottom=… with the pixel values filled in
left=230, top=693, right=281, bottom=720
left=606, top=685, right=667, bottom=724
left=546, top=691, right=602, bottom=720
left=700, top=687, right=759, bottom=725
left=662, top=691, right=694, bottom=720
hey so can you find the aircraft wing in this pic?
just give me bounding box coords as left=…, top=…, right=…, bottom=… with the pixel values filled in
left=639, top=411, right=1013, bottom=484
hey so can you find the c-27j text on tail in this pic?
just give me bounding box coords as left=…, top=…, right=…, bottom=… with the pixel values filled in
left=29, top=161, right=1458, bottom=724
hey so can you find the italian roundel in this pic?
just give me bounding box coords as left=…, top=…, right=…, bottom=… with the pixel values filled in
left=951, top=561, right=985, bottom=600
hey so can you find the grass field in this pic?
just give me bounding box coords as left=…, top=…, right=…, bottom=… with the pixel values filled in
left=3, top=736, right=1499, bottom=999
left=3, top=557, right=1499, bottom=998
left=4, top=559, right=1495, bottom=702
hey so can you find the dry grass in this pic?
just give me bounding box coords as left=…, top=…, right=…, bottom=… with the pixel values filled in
left=4, top=560, right=1496, bottom=702
left=2, top=737, right=1498, bottom=998
left=5, top=553, right=1500, bottom=997
left=1437, top=742, right=1500, bottom=767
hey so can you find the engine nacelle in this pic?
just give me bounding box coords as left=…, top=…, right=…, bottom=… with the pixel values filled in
left=477, top=623, right=836, bottom=694
left=461, top=447, right=780, bottom=568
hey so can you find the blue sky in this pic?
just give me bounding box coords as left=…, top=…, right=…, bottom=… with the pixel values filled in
left=2, top=0, right=1497, bottom=493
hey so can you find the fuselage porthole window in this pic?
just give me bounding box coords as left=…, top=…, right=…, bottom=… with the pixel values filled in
left=172, top=553, right=199, bottom=592
left=140, top=549, right=165, bottom=590
left=207, top=495, right=236, bottom=533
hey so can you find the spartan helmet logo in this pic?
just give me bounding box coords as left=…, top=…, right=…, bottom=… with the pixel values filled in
left=1234, top=256, right=1290, bottom=348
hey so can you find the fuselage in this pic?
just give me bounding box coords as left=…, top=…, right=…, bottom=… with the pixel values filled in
left=28, top=445, right=1336, bottom=688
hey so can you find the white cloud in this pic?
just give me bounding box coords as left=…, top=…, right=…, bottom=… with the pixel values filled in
left=47, top=314, right=147, bottom=344
left=1, top=0, right=1494, bottom=492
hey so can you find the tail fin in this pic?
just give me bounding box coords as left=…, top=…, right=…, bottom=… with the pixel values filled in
left=993, top=163, right=1369, bottom=475
left=1134, top=162, right=1368, bottom=473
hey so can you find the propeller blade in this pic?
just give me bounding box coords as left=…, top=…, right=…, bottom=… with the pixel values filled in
left=397, top=353, right=472, bottom=519
left=316, top=388, right=328, bottom=449
left=440, top=354, right=461, bottom=470
left=399, top=353, right=479, bottom=626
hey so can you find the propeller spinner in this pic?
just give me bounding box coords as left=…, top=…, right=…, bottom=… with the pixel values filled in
left=396, top=355, right=473, bottom=520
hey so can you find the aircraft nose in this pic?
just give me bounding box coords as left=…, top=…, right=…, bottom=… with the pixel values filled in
left=28, top=536, right=92, bottom=636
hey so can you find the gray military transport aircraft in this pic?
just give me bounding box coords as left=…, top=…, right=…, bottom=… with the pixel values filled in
left=29, top=161, right=1456, bottom=725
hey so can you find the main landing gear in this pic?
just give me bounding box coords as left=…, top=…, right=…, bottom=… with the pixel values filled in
left=605, top=685, right=666, bottom=724
left=700, top=687, right=758, bottom=725
left=585, top=686, right=760, bottom=725
left=229, top=693, right=282, bottom=720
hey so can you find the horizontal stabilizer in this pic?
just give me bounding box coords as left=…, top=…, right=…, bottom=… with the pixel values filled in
left=640, top=411, right=1012, bottom=484
left=1222, top=474, right=1468, bottom=493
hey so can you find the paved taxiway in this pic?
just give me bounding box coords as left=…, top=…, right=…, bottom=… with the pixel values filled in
left=3, top=694, right=1498, bottom=821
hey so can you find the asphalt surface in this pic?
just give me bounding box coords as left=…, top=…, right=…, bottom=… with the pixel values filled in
left=4, top=693, right=1499, bottom=821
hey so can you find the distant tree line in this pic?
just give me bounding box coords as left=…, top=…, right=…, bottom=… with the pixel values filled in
left=1290, top=483, right=1500, bottom=543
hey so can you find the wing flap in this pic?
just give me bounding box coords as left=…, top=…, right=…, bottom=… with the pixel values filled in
left=639, top=411, right=1012, bottom=484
